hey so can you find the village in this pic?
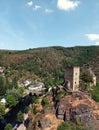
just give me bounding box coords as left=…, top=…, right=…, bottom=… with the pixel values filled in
left=0, top=66, right=99, bottom=130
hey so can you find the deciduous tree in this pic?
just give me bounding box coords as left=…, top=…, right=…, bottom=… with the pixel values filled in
left=0, top=104, right=5, bottom=119
left=4, top=123, right=12, bottom=130
left=17, top=111, right=24, bottom=123
left=6, top=95, right=17, bottom=108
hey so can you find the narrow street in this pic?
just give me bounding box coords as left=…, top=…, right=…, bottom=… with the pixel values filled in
left=17, top=124, right=26, bottom=130
left=13, top=114, right=28, bottom=130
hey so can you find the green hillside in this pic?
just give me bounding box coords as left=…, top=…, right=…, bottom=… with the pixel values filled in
left=0, top=46, right=99, bottom=83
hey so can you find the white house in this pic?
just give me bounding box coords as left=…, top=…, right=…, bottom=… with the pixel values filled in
left=0, top=67, right=4, bottom=73
left=28, top=82, right=44, bottom=92
left=23, top=79, right=32, bottom=87
left=18, top=79, right=32, bottom=87
left=0, top=98, right=6, bottom=105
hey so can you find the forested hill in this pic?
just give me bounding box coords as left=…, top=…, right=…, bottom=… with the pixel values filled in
left=0, top=46, right=99, bottom=83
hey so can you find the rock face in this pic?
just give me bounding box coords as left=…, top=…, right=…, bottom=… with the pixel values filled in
left=39, top=117, right=51, bottom=129
left=56, top=91, right=99, bottom=129
left=39, top=107, right=63, bottom=130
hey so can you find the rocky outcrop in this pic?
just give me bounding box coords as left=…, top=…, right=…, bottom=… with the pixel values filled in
left=56, top=91, right=99, bottom=129
left=39, top=107, right=63, bottom=130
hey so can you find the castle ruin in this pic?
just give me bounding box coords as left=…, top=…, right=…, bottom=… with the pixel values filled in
left=64, top=66, right=80, bottom=92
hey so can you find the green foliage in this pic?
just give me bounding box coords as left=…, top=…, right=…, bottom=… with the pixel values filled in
left=12, top=77, right=18, bottom=88
left=0, top=104, right=5, bottom=119
left=17, top=87, right=24, bottom=97
left=57, top=121, right=76, bottom=130
left=80, top=82, right=90, bottom=92
left=17, top=111, right=24, bottom=123
left=32, top=96, right=39, bottom=104
left=80, top=69, right=93, bottom=91
left=5, top=81, right=13, bottom=90
left=90, top=83, right=99, bottom=102
left=54, top=89, right=66, bottom=101
left=31, top=105, right=38, bottom=115
left=4, top=123, right=12, bottom=130
left=55, top=94, right=60, bottom=102
left=6, top=88, right=23, bottom=101
left=57, top=121, right=86, bottom=130
left=6, top=95, right=17, bottom=108
left=0, top=76, right=4, bottom=86
left=44, top=77, right=54, bottom=89
left=81, top=70, right=93, bottom=83
left=0, top=76, right=6, bottom=96
left=41, top=96, right=50, bottom=108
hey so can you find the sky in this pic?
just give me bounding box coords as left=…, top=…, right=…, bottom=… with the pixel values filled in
left=0, top=0, right=99, bottom=50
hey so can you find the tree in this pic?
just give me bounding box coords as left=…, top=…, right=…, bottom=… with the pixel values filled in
left=57, top=122, right=75, bottom=130
left=32, top=105, right=37, bottom=115
left=12, top=77, right=18, bottom=88
left=6, top=87, right=23, bottom=101
left=0, top=104, right=5, bottom=119
left=4, top=123, right=12, bottom=130
left=41, top=96, right=50, bottom=108
left=5, top=81, right=13, bottom=90
left=57, top=121, right=86, bottom=130
left=44, top=77, right=54, bottom=89
left=0, top=76, right=4, bottom=86
left=90, top=83, right=99, bottom=102
left=17, top=111, right=24, bottom=123
left=32, top=96, right=39, bottom=104
left=81, top=70, right=93, bottom=83
left=0, top=76, right=6, bottom=96
left=6, top=95, right=17, bottom=108
left=80, top=69, right=93, bottom=91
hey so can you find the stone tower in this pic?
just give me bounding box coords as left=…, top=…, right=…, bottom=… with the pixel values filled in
left=64, top=66, right=80, bottom=92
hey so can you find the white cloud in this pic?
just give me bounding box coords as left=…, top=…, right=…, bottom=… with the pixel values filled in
left=86, top=34, right=99, bottom=41
left=57, top=0, right=80, bottom=11
left=45, top=9, right=53, bottom=13
left=96, top=42, right=99, bottom=45
left=27, top=1, right=33, bottom=7
left=33, top=5, right=41, bottom=10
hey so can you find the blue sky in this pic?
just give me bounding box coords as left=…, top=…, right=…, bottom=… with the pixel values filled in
left=0, top=0, right=99, bottom=50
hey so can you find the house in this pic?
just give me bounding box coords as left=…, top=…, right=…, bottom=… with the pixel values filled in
left=18, top=82, right=24, bottom=87
left=23, top=79, right=32, bottom=87
left=0, top=98, right=6, bottom=105
left=18, top=79, right=32, bottom=87
left=0, top=67, right=4, bottom=73
left=28, top=82, right=45, bottom=92
left=28, top=82, right=45, bottom=95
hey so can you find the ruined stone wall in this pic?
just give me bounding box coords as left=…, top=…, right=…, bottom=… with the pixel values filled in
left=65, top=67, right=80, bottom=91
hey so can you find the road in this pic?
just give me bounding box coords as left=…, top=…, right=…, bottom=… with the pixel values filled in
left=13, top=114, right=28, bottom=130
left=17, top=124, right=26, bottom=130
